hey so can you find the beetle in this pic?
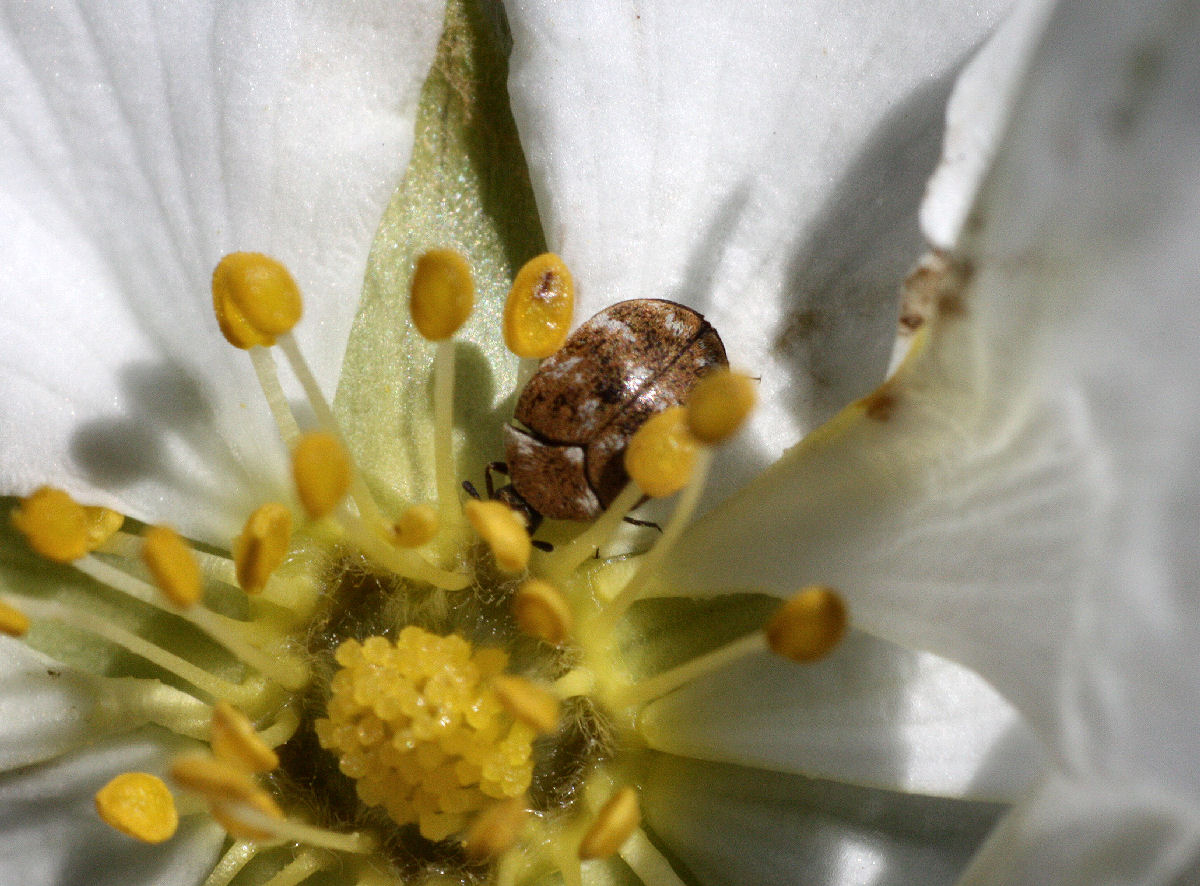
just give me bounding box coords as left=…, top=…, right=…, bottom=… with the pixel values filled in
left=485, top=298, right=728, bottom=529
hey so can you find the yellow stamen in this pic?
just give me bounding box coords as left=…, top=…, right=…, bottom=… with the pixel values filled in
left=390, top=503, right=439, bottom=548
left=0, top=599, right=30, bottom=637
left=492, top=675, right=560, bottom=735
left=94, top=772, right=179, bottom=844
left=292, top=431, right=351, bottom=519
left=463, top=797, right=529, bottom=860
left=232, top=503, right=293, bottom=594
left=11, top=487, right=90, bottom=563
left=764, top=586, right=849, bottom=662
left=209, top=791, right=287, bottom=841
left=142, top=525, right=203, bottom=608
left=83, top=505, right=125, bottom=550
left=172, top=754, right=284, bottom=840
left=685, top=368, right=757, bottom=445
left=464, top=500, right=531, bottom=573
left=512, top=579, right=573, bottom=645
left=211, top=700, right=280, bottom=773
left=315, top=630, right=535, bottom=842
left=503, top=253, right=575, bottom=359
left=579, top=787, right=640, bottom=860
left=410, top=249, right=474, bottom=341
left=212, top=252, right=303, bottom=349
left=623, top=407, right=698, bottom=499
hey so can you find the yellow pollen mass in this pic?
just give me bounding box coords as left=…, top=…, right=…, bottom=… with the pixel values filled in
left=211, top=700, right=280, bottom=773
left=94, top=772, right=179, bottom=844
left=232, top=502, right=293, bottom=594
left=11, top=487, right=90, bottom=563
left=212, top=252, right=303, bottom=349
left=292, top=432, right=352, bottom=519
left=141, top=525, right=203, bottom=608
left=314, top=628, right=536, bottom=843
left=765, top=585, right=849, bottom=663
left=579, top=786, right=640, bottom=860
left=624, top=407, right=698, bottom=498
left=410, top=249, right=474, bottom=341
left=390, top=503, right=439, bottom=548
left=686, top=368, right=757, bottom=445
left=464, top=500, right=531, bottom=573
left=0, top=599, right=31, bottom=638
left=503, top=252, right=575, bottom=359
left=512, top=579, right=573, bottom=645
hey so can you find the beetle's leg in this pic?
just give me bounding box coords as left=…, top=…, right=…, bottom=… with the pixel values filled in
left=484, top=461, right=510, bottom=499
left=621, top=516, right=663, bottom=532
left=462, top=479, right=482, bottom=501
left=532, top=539, right=554, bottom=553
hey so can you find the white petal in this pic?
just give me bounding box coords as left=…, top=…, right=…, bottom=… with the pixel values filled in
left=642, top=752, right=1003, bottom=886
left=956, top=775, right=1200, bottom=886
left=638, top=631, right=1046, bottom=802
left=661, top=0, right=1200, bottom=798
left=0, top=0, right=443, bottom=541
left=0, top=732, right=223, bottom=885
left=505, top=0, right=1012, bottom=505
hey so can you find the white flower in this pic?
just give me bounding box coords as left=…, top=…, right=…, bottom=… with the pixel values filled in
left=5, top=0, right=1179, bottom=884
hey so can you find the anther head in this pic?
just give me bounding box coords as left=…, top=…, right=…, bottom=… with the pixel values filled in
left=686, top=368, right=757, bottom=445
left=624, top=407, right=698, bottom=498
left=292, top=432, right=351, bottom=519
left=410, top=249, right=474, bottom=341
left=11, top=487, right=90, bottom=563
left=464, top=500, right=532, bottom=573
left=212, top=252, right=303, bottom=349
left=463, top=797, right=529, bottom=860
left=232, top=502, right=293, bottom=594
left=492, top=675, right=560, bottom=735
left=211, top=701, right=280, bottom=773
left=94, top=772, right=178, bottom=844
left=579, top=786, right=640, bottom=859
left=0, top=600, right=30, bottom=638
left=391, top=503, right=439, bottom=548
left=503, top=253, right=575, bottom=359
left=142, top=525, right=203, bottom=608
left=512, top=579, right=573, bottom=645
left=170, top=754, right=284, bottom=840
left=765, top=585, right=848, bottom=662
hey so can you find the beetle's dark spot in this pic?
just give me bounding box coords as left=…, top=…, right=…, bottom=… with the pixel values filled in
left=899, top=311, right=925, bottom=333
left=938, top=292, right=967, bottom=319
left=863, top=388, right=898, bottom=422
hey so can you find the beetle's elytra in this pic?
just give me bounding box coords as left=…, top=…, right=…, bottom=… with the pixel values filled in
left=502, top=298, right=728, bottom=522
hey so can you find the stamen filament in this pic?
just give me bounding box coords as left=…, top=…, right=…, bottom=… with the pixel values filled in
left=593, top=448, right=713, bottom=636
left=620, top=829, right=689, bottom=886
left=74, top=555, right=309, bottom=691
left=277, top=331, right=386, bottom=526
left=230, top=804, right=377, bottom=854
left=259, top=851, right=326, bottom=886
left=202, top=840, right=259, bottom=886
left=338, top=507, right=470, bottom=590
left=257, top=706, right=302, bottom=748
left=612, top=632, right=764, bottom=709
left=540, top=484, right=643, bottom=581
left=248, top=347, right=301, bottom=447
left=433, top=338, right=459, bottom=524
left=14, top=597, right=256, bottom=706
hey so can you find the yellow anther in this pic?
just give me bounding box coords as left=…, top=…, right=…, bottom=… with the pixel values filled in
left=492, top=675, right=560, bottom=735
left=212, top=252, right=303, bottom=349
left=503, top=253, right=575, bottom=358
left=0, top=600, right=30, bottom=638
left=315, top=629, right=536, bottom=841
left=764, top=585, right=849, bottom=663
left=232, top=502, right=293, bottom=593
left=623, top=407, right=698, bottom=498
left=11, top=487, right=90, bottom=563
left=142, top=525, right=203, bottom=608
left=463, top=797, right=529, bottom=860
left=172, top=755, right=284, bottom=839
left=390, top=503, right=439, bottom=548
left=210, top=790, right=286, bottom=841
left=579, top=786, right=640, bottom=860
left=211, top=701, right=280, bottom=774
left=686, top=368, right=757, bottom=445
left=410, top=249, right=474, bottom=341
left=512, top=579, right=573, bottom=645
left=94, top=772, right=179, bottom=844
left=291, top=432, right=351, bottom=519
left=82, top=505, right=124, bottom=550
left=464, top=500, right=531, bottom=573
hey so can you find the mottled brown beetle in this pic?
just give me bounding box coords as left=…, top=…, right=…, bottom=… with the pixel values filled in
left=485, top=299, right=727, bottom=528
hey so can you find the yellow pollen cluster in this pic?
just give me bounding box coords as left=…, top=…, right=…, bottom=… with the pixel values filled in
left=315, top=628, right=535, bottom=842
